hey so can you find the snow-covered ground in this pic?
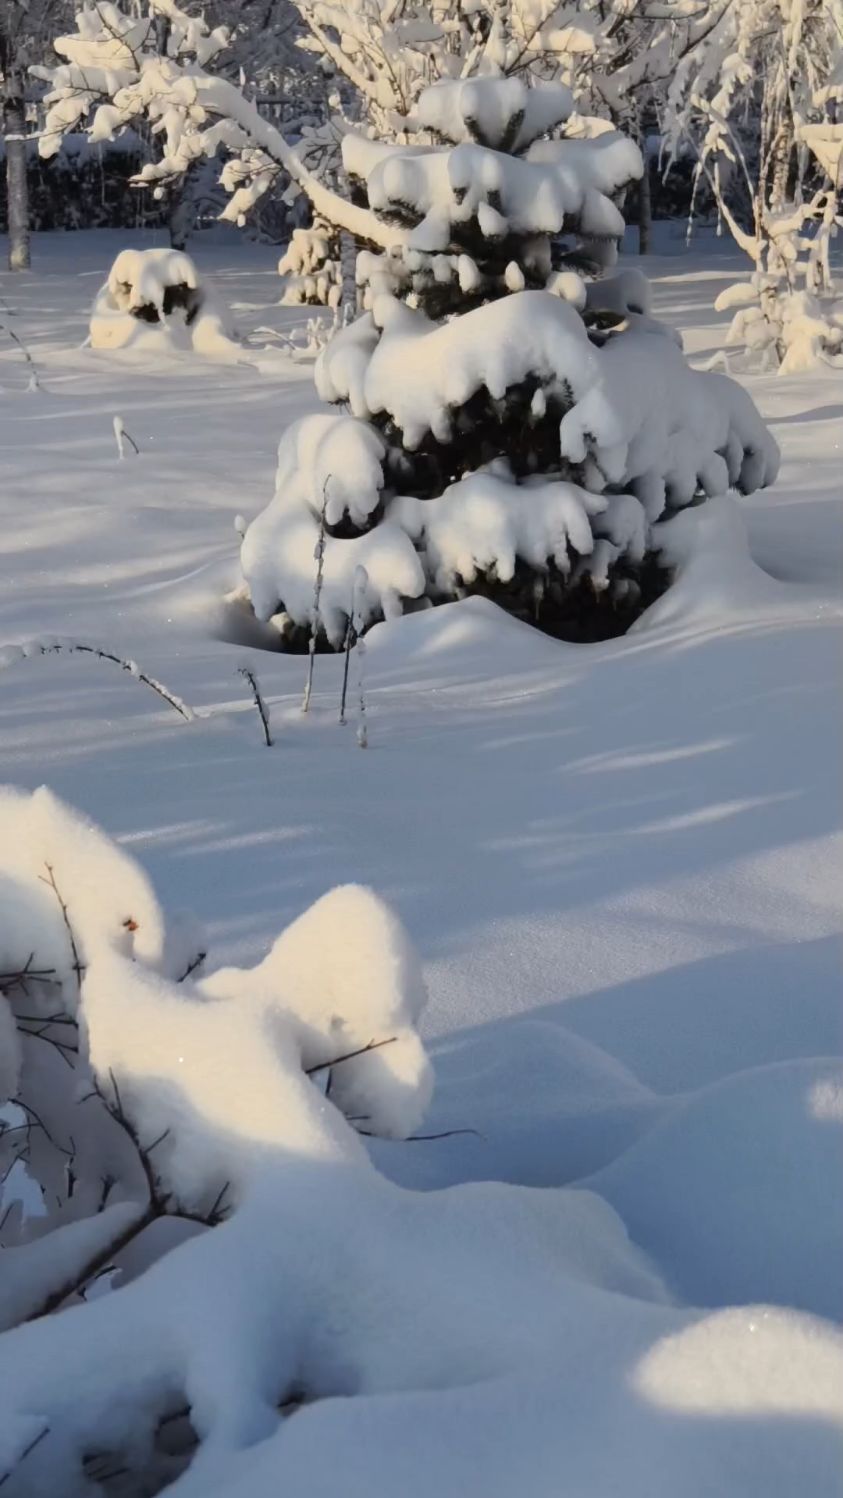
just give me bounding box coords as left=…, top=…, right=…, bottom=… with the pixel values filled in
left=1, top=227, right=841, bottom=1495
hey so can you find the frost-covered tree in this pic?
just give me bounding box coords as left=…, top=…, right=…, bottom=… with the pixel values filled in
left=239, top=74, right=779, bottom=648
left=1, top=0, right=71, bottom=269
left=666, top=0, right=843, bottom=371
left=34, top=0, right=405, bottom=250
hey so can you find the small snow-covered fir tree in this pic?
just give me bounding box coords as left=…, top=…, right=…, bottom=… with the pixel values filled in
left=241, top=75, right=780, bottom=647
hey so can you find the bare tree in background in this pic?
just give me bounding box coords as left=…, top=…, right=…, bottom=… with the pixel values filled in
left=1, top=0, right=70, bottom=270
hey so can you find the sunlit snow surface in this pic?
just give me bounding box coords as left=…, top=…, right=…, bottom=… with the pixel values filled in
left=0, top=226, right=841, bottom=1497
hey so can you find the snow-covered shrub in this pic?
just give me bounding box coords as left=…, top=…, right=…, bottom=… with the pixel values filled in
left=0, top=786, right=430, bottom=1321
left=90, top=248, right=238, bottom=357
left=666, top=1, right=843, bottom=373
left=240, top=77, right=780, bottom=647
left=279, top=218, right=343, bottom=309
left=3, top=787, right=842, bottom=1496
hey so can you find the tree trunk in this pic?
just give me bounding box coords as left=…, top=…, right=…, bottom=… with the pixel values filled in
left=638, top=156, right=652, bottom=256
left=169, top=160, right=203, bottom=250
left=340, top=228, right=358, bottom=316
left=4, top=68, right=30, bottom=271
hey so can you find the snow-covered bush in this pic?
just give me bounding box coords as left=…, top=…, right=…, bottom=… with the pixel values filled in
left=0, top=786, right=438, bottom=1487
left=240, top=76, right=779, bottom=647
left=279, top=218, right=343, bottom=308
left=3, top=787, right=842, bottom=1497
left=666, top=0, right=843, bottom=373
left=90, top=248, right=238, bottom=357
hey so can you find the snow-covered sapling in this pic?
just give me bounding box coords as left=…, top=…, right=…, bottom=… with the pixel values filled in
left=240, top=75, right=780, bottom=647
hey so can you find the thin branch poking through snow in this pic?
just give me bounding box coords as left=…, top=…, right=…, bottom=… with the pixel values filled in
left=113, top=416, right=140, bottom=459
left=0, top=316, right=41, bottom=392
left=39, top=864, right=85, bottom=995
left=25, top=1203, right=157, bottom=1323
left=0, top=1423, right=50, bottom=1489
left=0, top=639, right=195, bottom=722
left=353, top=566, right=370, bottom=749
left=0, top=954, right=59, bottom=996
left=177, top=951, right=207, bottom=983
left=339, top=610, right=355, bottom=727
left=306, top=1036, right=397, bottom=1078
left=238, top=666, right=272, bottom=747
left=302, top=475, right=332, bottom=714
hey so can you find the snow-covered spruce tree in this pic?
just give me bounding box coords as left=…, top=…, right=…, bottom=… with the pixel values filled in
left=240, top=75, right=780, bottom=648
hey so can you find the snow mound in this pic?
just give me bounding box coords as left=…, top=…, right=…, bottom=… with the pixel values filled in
left=0, top=783, right=167, bottom=991
left=369, top=1018, right=662, bottom=1191
left=592, top=1058, right=843, bottom=1320
left=90, top=247, right=239, bottom=357
left=244, top=292, right=779, bottom=642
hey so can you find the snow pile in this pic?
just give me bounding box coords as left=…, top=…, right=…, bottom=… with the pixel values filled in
left=90, top=248, right=239, bottom=357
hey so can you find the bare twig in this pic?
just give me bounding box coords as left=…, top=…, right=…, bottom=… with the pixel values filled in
left=1, top=639, right=194, bottom=722
left=177, top=951, right=207, bottom=983
left=238, top=665, right=272, bottom=747
left=302, top=474, right=332, bottom=714
left=339, top=611, right=355, bottom=726
left=113, top=415, right=140, bottom=459
left=0, top=316, right=41, bottom=392
left=39, top=864, right=84, bottom=994
left=306, top=1036, right=396, bottom=1078
left=0, top=1424, right=50, bottom=1488
left=0, top=953, right=59, bottom=996
left=25, top=1202, right=158, bottom=1323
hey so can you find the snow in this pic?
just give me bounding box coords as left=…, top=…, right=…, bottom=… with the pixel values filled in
left=90, top=247, right=239, bottom=357
left=414, top=77, right=574, bottom=150
left=393, top=471, right=604, bottom=591
left=318, top=290, right=603, bottom=446
left=0, top=226, right=841, bottom=1496
left=342, top=133, right=632, bottom=252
